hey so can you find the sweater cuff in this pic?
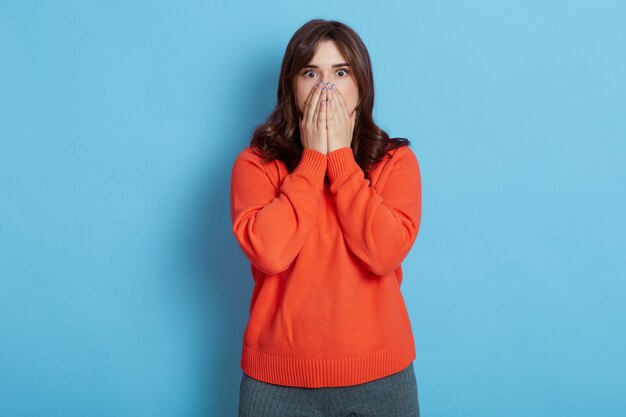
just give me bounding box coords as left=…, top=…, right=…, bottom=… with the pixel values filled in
left=293, top=148, right=327, bottom=186
left=327, top=147, right=361, bottom=183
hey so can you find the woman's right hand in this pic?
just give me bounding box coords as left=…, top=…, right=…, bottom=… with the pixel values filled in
left=298, top=82, right=328, bottom=155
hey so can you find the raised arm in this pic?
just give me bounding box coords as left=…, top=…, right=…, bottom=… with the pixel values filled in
left=230, top=147, right=327, bottom=274
left=326, top=145, right=422, bottom=276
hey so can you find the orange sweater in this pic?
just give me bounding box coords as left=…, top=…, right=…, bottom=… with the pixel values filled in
left=230, top=144, right=422, bottom=388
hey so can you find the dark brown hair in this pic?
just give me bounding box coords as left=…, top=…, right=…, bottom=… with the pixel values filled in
left=249, top=18, right=410, bottom=179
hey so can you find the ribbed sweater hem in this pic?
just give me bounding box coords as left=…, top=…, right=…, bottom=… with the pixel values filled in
left=240, top=331, right=416, bottom=388
left=293, top=148, right=327, bottom=187
left=327, top=146, right=359, bottom=183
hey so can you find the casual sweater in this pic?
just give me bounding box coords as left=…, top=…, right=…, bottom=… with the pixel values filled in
left=230, top=144, right=422, bottom=388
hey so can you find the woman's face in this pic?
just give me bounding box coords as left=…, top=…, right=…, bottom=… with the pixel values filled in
left=293, top=40, right=359, bottom=119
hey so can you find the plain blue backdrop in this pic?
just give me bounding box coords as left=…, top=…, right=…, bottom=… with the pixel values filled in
left=1, top=1, right=625, bottom=416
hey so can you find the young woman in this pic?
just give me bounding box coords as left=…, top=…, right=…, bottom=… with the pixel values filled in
left=231, top=18, right=422, bottom=417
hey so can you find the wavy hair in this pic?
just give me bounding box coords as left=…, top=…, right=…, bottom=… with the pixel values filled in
left=249, top=18, right=410, bottom=180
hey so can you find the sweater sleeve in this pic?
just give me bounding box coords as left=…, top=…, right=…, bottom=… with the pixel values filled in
left=326, top=145, right=422, bottom=276
left=230, top=147, right=327, bottom=275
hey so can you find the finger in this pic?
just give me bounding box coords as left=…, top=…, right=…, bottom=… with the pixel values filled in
left=326, top=85, right=335, bottom=125
left=323, top=87, right=329, bottom=129
left=306, top=82, right=322, bottom=122
left=310, top=82, right=325, bottom=124
left=305, top=83, right=320, bottom=123
left=301, top=84, right=316, bottom=122
left=317, top=87, right=327, bottom=128
left=303, top=83, right=316, bottom=110
left=332, top=85, right=350, bottom=121
left=328, top=84, right=344, bottom=124
left=327, top=87, right=334, bottom=126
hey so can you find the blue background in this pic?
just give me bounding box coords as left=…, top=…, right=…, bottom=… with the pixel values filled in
left=1, top=1, right=625, bottom=416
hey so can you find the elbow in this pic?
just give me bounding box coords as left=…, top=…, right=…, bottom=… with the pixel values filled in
left=369, top=224, right=418, bottom=277
left=363, top=250, right=404, bottom=276
left=233, top=236, right=294, bottom=275
left=237, top=240, right=292, bottom=274
left=232, top=218, right=292, bottom=275
left=251, top=256, right=291, bottom=275
left=368, top=260, right=401, bottom=277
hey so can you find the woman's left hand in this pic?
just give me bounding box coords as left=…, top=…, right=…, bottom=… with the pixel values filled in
left=326, top=84, right=356, bottom=153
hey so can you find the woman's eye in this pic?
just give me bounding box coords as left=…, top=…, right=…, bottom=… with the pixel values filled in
left=302, top=69, right=350, bottom=78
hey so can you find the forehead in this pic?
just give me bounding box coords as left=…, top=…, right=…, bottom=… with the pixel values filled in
left=306, top=40, right=348, bottom=66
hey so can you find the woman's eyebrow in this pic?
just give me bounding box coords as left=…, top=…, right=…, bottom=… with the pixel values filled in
left=303, top=63, right=351, bottom=68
